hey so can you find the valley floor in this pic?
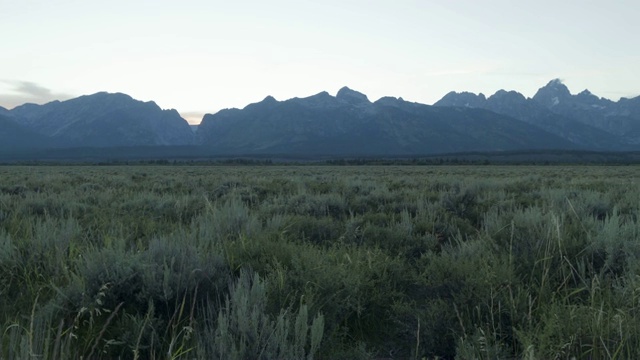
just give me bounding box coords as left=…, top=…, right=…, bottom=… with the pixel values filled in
left=1, top=165, right=639, bottom=359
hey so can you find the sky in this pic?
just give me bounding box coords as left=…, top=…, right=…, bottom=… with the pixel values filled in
left=1, top=0, right=639, bottom=124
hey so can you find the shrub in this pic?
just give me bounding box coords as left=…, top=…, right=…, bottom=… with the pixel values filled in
left=198, top=270, right=324, bottom=360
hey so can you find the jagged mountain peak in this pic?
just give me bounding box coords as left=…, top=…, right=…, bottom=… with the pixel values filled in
left=243, top=95, right=280, bottom=111
left=7, top=91, right=194, bottom=147
left=197, top=86, right=576, bottom=155
left=289, top=91, right=338, bottom=109
left=374, top=96, right=418, bottom=109
left=11, top=91, right=141, bottom=112
left=51, top=91, right=155, bottom=112
left=575, top=89, right=602, bottom=103
left=306, top=91, right=332, bottom=99
left=262, top=95, right=277, bottom=103
left=374, top=96, right=426, bottom=114
left=546, top=78, right=569, bottom=89
left=3, top=79, right=639, bottom=157
left=434, top=91, right=486, bottom=108
left=336, top=86, right=370, bottom=104
left=489, top=89, right=527, bottom=103
left=533, top=79, right=572, bottom=107
left=539, top=79, right=571, bottom=95
left=78, top=91, right=136, bottom=104
left=375, top=96, right=406, bottom=107
left=88, top=91, right=132, bottom=98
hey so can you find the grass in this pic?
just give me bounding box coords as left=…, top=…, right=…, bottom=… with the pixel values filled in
left=1, top=164, right=640, bottom=358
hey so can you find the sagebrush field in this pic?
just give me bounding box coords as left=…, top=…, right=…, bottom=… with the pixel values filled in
left=1, top=165, right=640, bottom=359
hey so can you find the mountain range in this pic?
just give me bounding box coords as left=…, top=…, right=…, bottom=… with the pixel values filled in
left=196, top=87, right=573, bottom=155
left=435, top=79, right=640, bottom=150
left=1, top=80, right=639, bottom=158
left=2, top=92, right=194, bottom=149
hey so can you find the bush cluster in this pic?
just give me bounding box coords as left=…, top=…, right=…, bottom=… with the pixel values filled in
left=1, top=165, right=640, bottom=359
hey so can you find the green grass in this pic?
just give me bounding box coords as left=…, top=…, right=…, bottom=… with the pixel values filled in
left=1, top=164, right=640, bottom=359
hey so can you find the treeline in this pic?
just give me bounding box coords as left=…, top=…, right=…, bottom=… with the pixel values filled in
left=4, top=146, right=640, bottom=165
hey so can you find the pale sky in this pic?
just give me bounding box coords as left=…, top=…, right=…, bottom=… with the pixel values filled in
left=1, top=0, right=639, bottom=124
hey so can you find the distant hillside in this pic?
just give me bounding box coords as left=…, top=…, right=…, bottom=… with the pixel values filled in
left=10, top=92, right=194, bottom=147
left=0, top=114, right=59, bottom=151
left=0, top=80, right=639, bottom=160
left=196, top=87, right=574, bottom=155
left=532, top=79, right=640, bottom=144
left=436, top=80, right=640, bottom=149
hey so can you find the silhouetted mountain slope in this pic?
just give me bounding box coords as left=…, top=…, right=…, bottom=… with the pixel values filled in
left=197, top=87, right=574, bottom=155
left=618, top=96, right=640, bottom=118
left=435, top=87, right=626, bottom=150
left=1, top=81, right=638, bottom=158
left=532, top=79, right=640, bottom=143
left=0, top=114, right=59, bottom=151
left=10, top=92, right=194, bottom=147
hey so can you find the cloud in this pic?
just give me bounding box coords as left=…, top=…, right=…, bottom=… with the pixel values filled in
left=0, top=80, right=73, bottom=109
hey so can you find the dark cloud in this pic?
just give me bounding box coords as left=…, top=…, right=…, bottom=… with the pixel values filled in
left=0, top=80, right=73, bottom=109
